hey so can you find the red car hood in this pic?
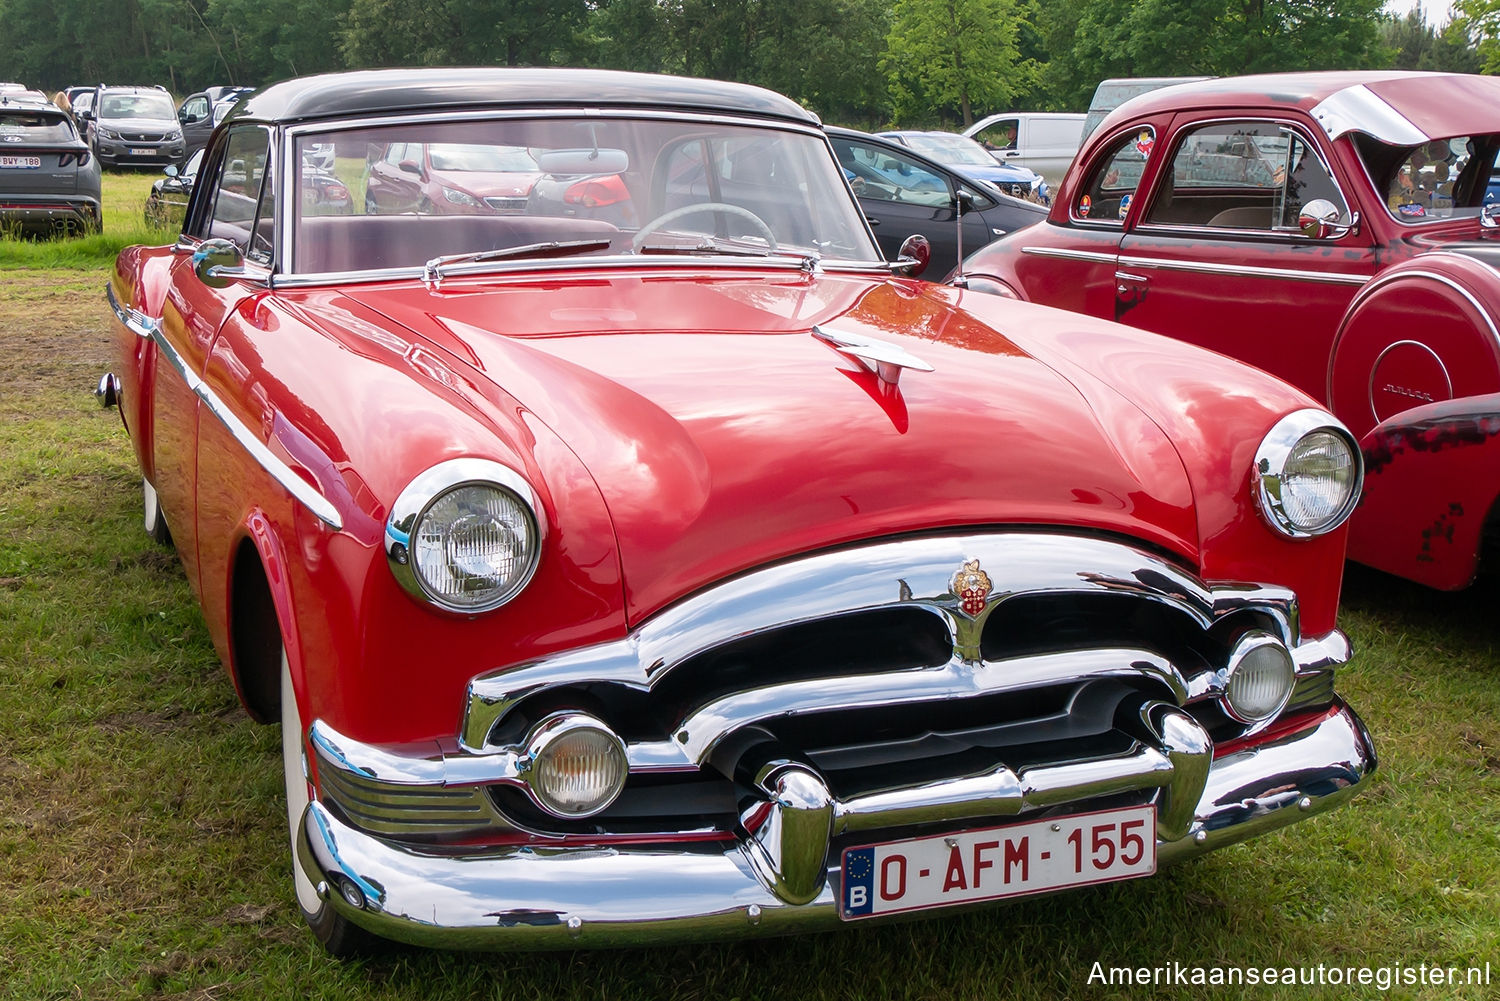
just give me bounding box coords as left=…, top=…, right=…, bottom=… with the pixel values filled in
left=339, top=271, right=1198, bottom=622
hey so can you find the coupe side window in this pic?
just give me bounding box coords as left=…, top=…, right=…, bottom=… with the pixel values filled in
left=1144, top=121, right=1346, bottom=232
left=204, top=126, right=273, bottom=259
left=1073, top=128, right=1154, bottom=224
left=833, top=140, right=953, bottom=208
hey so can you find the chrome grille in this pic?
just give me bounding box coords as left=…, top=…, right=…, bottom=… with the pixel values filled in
left=315, top=750, right=496, bottom=838
left=484, top=195, right=527, bottom=213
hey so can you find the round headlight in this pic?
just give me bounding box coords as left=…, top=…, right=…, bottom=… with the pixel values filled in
left=525, top=714, right=628, bottom=818
left=1253, top=409, right=1362, bottom=538
left=385, top=459, right=543, bottom=613
left=1224, top=631, right=1295, bottom=723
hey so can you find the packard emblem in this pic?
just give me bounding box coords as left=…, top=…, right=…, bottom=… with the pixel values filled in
left=951, top=559, right=993, bottom=617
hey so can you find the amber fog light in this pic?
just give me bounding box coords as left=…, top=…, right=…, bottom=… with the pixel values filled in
left=525, top=714, right=628, bottom=818
left=1224, top=632, right=1296, bottom=723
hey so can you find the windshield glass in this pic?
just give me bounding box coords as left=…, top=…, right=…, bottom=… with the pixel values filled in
left=100, top=92, right=175, bottom=120
left=291, top=116, right=880, bottom=274
left=906, top=134, right=994, bottom=167
left=1356, top=133, right=1500, bottom=224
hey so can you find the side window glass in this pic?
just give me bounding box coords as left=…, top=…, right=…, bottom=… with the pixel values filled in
left=839, top=142, right=951, bottom=207
left=249, top=152, right=275, bottom=264
left=973, top=118, right=1018, bottom=152
left=205, top=126, right=271, bottom=255
left=1074, top=128, right=1154, bottom=224
left=1144, top=121, right=1345, bottom=231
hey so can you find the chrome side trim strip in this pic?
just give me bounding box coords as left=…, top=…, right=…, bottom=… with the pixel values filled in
left=294, top=700, right=1374, bottom=949
left=1115, top=254, right=1371, bottom=286
left=104, top=283, right=343, bottom=530
left=1021, top=246, right=1118, bottom=265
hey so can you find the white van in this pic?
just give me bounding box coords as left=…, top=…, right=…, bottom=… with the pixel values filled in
left=963, top=112, right=1086, bottom=186
left=1079, top=77, right=1214, bottom=143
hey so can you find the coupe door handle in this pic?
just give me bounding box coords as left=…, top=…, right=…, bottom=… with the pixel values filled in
left=1114, top=270, right=1149, bottom=305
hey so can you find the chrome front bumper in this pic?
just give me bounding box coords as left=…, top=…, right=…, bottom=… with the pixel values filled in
left=295, top=699, right=1374, bottom=950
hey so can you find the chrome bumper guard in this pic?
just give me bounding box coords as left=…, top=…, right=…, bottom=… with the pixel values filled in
left=295, top=699, right=1374, bottom=950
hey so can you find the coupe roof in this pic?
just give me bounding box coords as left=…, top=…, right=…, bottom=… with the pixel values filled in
left=1106, top=71, right=1500, bottom=146
left=234, top=67, right=820, bottom=128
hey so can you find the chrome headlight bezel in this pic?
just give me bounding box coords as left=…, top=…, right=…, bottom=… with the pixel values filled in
left=1221, top=630, right=1296, bottom=724
left=384, top=458, right=544, bottom=614
left=521, top=712, right=629, bottom=819
left=1253, top=408, right=1363, bottom=539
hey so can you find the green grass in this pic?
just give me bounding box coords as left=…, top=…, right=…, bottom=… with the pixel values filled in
left=0, top=169, right=169, bottom=268
left=0, top=182, right=1498, bottom=997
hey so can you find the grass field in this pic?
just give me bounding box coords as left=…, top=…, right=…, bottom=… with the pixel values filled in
left=0, top=173, right=1497, bottom=1000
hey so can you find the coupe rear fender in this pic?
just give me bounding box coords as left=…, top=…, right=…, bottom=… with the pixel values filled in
left=1351, top=393, right=1500, bottom=590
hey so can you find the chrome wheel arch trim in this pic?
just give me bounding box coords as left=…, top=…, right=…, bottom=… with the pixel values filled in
left=105, top=282, right=343, bottom=530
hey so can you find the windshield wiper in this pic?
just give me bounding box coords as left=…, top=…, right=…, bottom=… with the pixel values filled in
left=636, top=237, right=819, bottom=271
left=423, top=239, right=612, bottom=286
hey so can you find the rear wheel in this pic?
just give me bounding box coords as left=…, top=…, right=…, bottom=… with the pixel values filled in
left=280, top=652, right=377, bottom=956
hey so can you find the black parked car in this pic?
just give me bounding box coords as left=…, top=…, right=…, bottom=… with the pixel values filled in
left=826, top=126, right=1045, bottom=277
left=0, top=92, right=101, bottom=235
left=88, top=85, right=185, bottom=167
left=143, top=148, right=203, bottom=228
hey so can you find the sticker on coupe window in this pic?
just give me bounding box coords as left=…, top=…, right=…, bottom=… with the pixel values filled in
left=1134, top=131, right=1154, bottom=159
left=1397, top=202, right=1426, bottom=218
left=1118, top=193, right=1131, bottom=219
left=1079, top=194, right=1092, bottom=217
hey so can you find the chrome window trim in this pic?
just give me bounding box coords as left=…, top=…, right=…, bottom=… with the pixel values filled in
left=104, top=282, right=343, bottom=530
left=1114, top=254, right=1371, bottom=287
left=1311, top=84, right=1427, bottom=146
left=1133, top=115, right=1354, bottom=240
left=275, top=108, right=882, bottom=275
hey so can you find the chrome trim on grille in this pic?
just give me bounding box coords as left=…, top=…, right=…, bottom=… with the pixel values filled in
left=104, top=283, right=343, bottom=530
left=461, top=533, right=1309, bottom=756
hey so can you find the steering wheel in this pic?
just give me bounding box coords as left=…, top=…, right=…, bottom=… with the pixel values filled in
left=631, top=201, right=778, bottom=253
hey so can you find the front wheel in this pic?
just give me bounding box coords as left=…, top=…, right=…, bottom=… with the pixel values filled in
left=280, top=652, right=377, bottom=956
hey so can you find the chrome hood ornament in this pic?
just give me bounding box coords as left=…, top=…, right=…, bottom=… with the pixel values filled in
left=811, top=324, right=935, bottom=390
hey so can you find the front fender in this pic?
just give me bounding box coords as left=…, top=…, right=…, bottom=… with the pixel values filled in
left=1351, top=393, right=1500, bottom=590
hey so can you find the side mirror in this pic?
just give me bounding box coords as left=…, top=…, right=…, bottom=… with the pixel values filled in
left=398, top=159, right=423, bottom=176
left=954, top=189, right=975, bottom=213
left=193, top=238, right=245, bottom=288
left=893, top=234, right=930, bottom=278
left=1481, top=202, right=1498, bottom=230
left=1298, top=199, right=1353, bottom=240
left=163, top=163, right=178, bottom=178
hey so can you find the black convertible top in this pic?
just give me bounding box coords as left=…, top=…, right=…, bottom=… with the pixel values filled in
left=233, top=67, right=820, bottom=128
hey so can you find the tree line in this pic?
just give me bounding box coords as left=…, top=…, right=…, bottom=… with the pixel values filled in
left=0, top=0, right=1489, bottom=128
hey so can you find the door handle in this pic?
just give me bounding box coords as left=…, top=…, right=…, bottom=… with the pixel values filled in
left=1114, top=270, right=1149, bottom=305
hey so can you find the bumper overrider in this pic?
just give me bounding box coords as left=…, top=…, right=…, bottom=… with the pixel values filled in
left=295, top=532, right=1375, bottom=949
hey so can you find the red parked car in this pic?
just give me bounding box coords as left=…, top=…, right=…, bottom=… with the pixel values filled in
left=102, top=68, right=1374, bottom=954
left=959, top=71, right=1500, bottom=592
left=364, top=140, right=541, bottom=215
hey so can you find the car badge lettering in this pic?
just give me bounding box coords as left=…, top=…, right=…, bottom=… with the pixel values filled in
left=951, top=559, right=993, bottom=617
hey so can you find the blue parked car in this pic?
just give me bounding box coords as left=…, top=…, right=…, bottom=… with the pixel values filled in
left=879, top=130, right=1049, bottom=204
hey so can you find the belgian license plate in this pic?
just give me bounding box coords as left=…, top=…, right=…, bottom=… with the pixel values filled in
left=839, top=804, right=1155, bottom=919
left=130, top=148, right=154, bottom=156
left=0, top=155, right=40, bottom=169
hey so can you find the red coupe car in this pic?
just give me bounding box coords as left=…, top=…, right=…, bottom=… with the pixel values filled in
left=102, top=68, right=1374, bottom=953
left=959, top=71, right=1500, bottom=592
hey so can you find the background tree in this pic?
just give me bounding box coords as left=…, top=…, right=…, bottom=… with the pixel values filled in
left=1457, top=0, right=1500, bottom=73
left=1383, top=8, right=1481, bottom=72
left=882, top=0, right=1037, bottom=127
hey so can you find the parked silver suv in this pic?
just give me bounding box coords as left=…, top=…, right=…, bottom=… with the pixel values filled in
left=88, top=85, right=185, bottom=167
left=0, top=92, right=100, bottom=235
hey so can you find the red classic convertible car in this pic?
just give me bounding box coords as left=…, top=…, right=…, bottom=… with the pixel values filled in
left=101, top=68, right=1374, bottom=953
left=958, top=71, right=1500, bottom=592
